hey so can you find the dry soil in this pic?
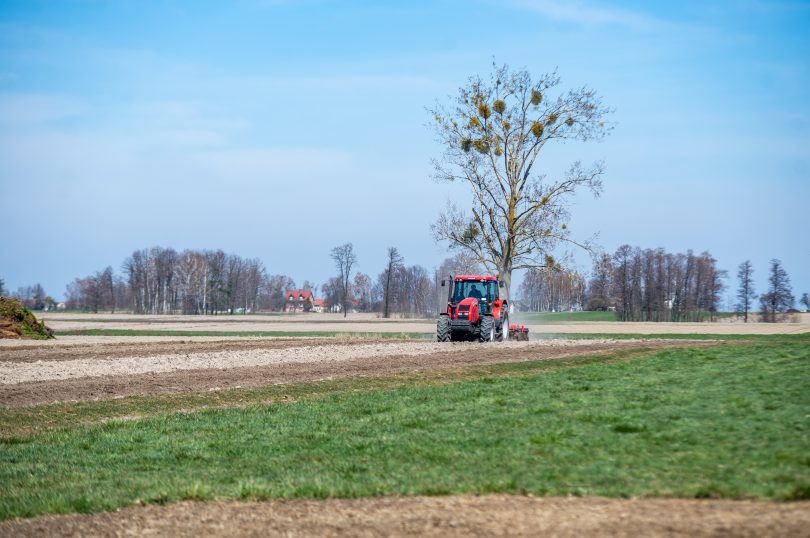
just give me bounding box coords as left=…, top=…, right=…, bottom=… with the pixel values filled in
left=0, top=338, right=691, bottom=406
left=2, top=495, right=808, bottom=538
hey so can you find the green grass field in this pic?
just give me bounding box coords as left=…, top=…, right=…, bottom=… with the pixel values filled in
left=516, top=311, right=739, bottom=322
left=1, top=334, right=808, bottom=519
left=516, top=311, right=618, bottom=322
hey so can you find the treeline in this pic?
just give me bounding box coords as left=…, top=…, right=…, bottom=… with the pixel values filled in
left=310, top=249, right=482, bottom=318
left=586, top=246, right=726, bottom=321
left=514, top=245, right=727, bottom=321
left=318, top=264, right=434, bottom=318
left=3, top=283, right=57, bottom=311
left=518, top=269, right=585, bottom=312
left=63, top=246, right=484, bottom=317
left=67, top=247, right=296, bottom=314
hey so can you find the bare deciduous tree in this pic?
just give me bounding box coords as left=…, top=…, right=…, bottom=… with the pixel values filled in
left=429, top=63, right=612, bottom=299
left=330, top=243, right=357, bottom=318
left=736, top=260, right=756, bottom=322
left=354, top=273, right=373, bottom=313
left=100, top=266, right=115, bottom=313
left=383, top=247, right=404, bottom=318
left=436, top=252, right=483, bottom=278
left=586, top=252, right=613, bottom=311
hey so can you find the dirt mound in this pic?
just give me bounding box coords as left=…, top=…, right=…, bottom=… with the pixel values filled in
left=0, top=297, right=54, bottom=340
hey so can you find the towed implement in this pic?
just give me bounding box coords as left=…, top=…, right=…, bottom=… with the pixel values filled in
left=436, top=275, right=529, bottom=342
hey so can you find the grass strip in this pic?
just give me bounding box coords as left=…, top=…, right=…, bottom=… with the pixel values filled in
left=515, top=311, right=738, bottom=322
left=534, top=332, right=810, bottom=342
left=0, top=347, right=658, bottom=438
left=55, top=329, right=433, bottom=339
left=0, top=338, right=808, bottom=518
left=516, top=311, right=619, bottom=322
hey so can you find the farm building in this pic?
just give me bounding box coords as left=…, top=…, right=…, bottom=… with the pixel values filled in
left=312, top=298, right=325, bottom=313
left=283, top=290, right=320, bottom=313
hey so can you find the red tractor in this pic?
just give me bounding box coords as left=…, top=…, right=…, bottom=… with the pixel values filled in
left=437, top=275, right=512, bottom=342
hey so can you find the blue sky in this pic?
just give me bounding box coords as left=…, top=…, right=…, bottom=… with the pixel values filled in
left=1, top=0, right=808, bottom=305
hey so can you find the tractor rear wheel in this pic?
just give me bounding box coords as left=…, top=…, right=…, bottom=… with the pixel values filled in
left=478, top=315, right=495, bottom=342
left=437, top=315, right=451, bottom=342
left=496, top=312, right=509, bottom=342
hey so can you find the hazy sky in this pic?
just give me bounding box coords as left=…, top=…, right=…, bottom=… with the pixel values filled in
left=1, top=0, right=808, bottom=304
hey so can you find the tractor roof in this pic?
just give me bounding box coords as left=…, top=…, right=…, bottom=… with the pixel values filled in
left=455, top=275, right=497, bottom=281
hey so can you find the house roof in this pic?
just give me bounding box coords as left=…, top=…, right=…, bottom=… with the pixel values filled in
left=285, top=290, right=313, bottom=301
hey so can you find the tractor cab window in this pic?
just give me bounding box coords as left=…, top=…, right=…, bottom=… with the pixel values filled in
left=453, top=280, right=496, bottom=306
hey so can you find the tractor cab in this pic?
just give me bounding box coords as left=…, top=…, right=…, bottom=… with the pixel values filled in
left=450, top=277, right=498, bottom=315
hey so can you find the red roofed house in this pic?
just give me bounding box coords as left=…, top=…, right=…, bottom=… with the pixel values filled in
left=312, top=298, right=325, bottom=313
left=284, top=290, right=315, bottom=313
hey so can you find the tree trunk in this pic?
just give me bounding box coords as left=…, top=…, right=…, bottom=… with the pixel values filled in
left=498, top=262, right=512, bottom=304
left=384, top=267, right=392, bottom=318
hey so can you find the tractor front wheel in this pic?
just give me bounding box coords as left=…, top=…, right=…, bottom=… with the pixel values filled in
left=437, top=315, right=451, bottom=342
left=478, top=315, right=495, bottom=342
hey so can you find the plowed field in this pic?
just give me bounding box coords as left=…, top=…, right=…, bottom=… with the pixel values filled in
left=0, top=336, right=691, bottom=406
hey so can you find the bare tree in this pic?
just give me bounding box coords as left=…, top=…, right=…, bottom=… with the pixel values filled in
left=301, top=280, right=316, bottom=292
left=519, top=268, right=585, bottom=312
left=429, top=63, right=611, bottom=299
left=399, top=265, right=433, bottom=317
left=436, top=252, right=483, bottom=277
left=586, top=252, right=613, bottom=311
left=800, top=292, right=809, bottom=312
left=321, top=276, right=342, bottom=312
left=331, top=243, right=357, bottom=318
left=759, top=259, right=794, bottom=322
left=31, top=284, right=46, bottom=310
left=735, top=260, right=756, bottom=322
left=242, top=259, right=264, bottom=313
left=263, top=274, right=296, bottom=312
left=13, top=284, right=47, bottom=310
left=613, top=245, right=634, bottom=321
left=383, top=247, right=404, bottom=318
left=353, top=273, right=374, bottom=313
left=100, top=266, right=115, bottom=313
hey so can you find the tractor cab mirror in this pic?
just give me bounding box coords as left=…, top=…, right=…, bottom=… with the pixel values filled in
left=498, top=280, right=505, bottom=288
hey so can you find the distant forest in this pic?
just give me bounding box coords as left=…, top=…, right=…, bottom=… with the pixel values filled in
left=519, top=246, right=726, bottom=321
left=57, top=247, right=482, bottom=317
left=5, top=244, right=802, bottom=321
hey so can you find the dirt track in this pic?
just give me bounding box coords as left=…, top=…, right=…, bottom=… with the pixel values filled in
left=0, top=338, right=690, bottom=406
left=4, top=495, right=808, bottom=537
